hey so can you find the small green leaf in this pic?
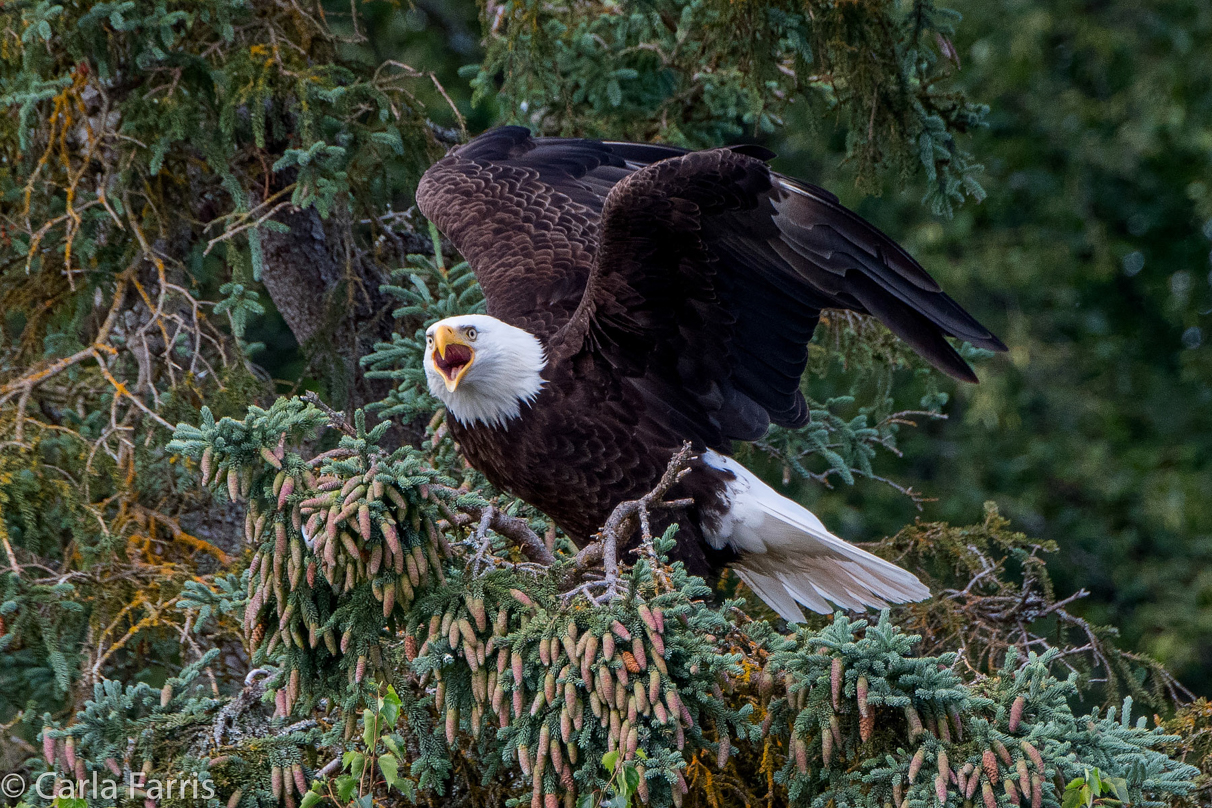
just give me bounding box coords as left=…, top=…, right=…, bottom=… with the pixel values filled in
left=299, top=792, right=323, bottom=808
left=622, top=763, right=640, bottom=794
left=382, top=696, right=400, bottom=726
left=379, top=753, right=399, bottom=788
left=347, top=751, right=366, bottom=778
left=1106, top=777, right=1130, bottom=803
left=335, top=774, right=358, bottom=802
left=602, top=750, right=620, bottom=772
left=362, top=707, right=377, bottom=748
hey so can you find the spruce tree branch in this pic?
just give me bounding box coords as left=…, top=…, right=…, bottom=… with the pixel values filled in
left=125, top=201, right=184, bottom=388
left=599, top=441, right=695, bottom=549
left=91, top=350, right=175, bottom=431
left=203, top=184, right=297, bottom=233
left=0, top=532, right=21, bottom=577
left=90, top=596, right=180, bottom=683
left=301, top=391, right=556, bottom=565
left=571, top=542, right=603, bottom=569
left=0, top=262, right=135, bottom=403
left=202, top=198, right=295, bottom=256
left=0, top=346, right=96, bottom=403
left=372, top=61, right=467, bottom=140
left=471, top=506, right=496, bottom=576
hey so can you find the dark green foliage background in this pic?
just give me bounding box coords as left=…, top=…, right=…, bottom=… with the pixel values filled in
left=769, top=0, right=1212, bottom=688
left=2, top=0, right=1211, bottom=805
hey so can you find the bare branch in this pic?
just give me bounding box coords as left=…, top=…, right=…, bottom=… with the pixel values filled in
left=431, top=490, right=555, bottom=567
left=303, top=391, right=358, bottom=438
left=571, top=442, right=697, bottom=599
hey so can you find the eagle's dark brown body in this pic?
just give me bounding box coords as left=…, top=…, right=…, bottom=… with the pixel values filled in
left=417, top=127, right=1005, bottom=615
left=447, top=350, right=739, bottom=578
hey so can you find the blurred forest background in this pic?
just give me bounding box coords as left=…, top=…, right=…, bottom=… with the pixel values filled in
left=774, top=0, right=1212, bottom=692
left=2, top=0, right=1211, bottom=803
left=771, top=0, right=1212, bottom=688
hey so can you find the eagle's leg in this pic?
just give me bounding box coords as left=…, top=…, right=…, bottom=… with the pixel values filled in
left=563, top=527, right=624, bottom=603
left=569, top=444, right=697, bottom=603
left=470, top=506, right=496, bottom=577
left=598, top=509, right=632, bottom=600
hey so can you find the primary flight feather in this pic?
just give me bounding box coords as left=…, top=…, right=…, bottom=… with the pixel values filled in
left=416, top=126, right=1006, bottom=620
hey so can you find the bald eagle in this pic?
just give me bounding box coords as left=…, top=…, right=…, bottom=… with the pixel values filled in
left=416, top=126, right=1005, bottom=621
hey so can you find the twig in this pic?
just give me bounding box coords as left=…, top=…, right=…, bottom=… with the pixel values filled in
left=372, top=61, right=466, bottom=140
left=91, top=350, right=175, bottom=431
left=202, top=200, right=294, bottom=256
left=178, top=615, right=220, bottom=696
left=306, top=447, right=358, bottom=466
left=575, top=442, right=697, bottom=599
left=471, top=506, right=496, bottom=576
left=0, top=532, right=22, bottom=577
left=303, top=391, right=357, bottom=438
left=0, top=263, right=135, bottom=404
left=431, top=489, right=555, bottom=566
left=561, top=580, right=608, bottom=603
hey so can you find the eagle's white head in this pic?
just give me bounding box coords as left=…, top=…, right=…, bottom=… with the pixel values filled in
left=423, top=314, right=548, bottom=428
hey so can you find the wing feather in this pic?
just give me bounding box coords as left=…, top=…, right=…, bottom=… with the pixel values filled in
left=565, top=147, right=1005, bottom=448
left=416, top=128, right=627, bottom=336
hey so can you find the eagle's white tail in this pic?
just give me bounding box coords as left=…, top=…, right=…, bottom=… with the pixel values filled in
left=701, top=452, right=930, bottom=622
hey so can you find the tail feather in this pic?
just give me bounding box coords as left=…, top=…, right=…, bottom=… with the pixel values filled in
left=702, top=452, right=930, bottom=622
left=734, top=553, right=928, bottom=622
left=734, top=567, right=823, bottom=621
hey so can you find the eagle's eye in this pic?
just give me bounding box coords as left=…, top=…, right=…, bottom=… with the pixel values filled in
left=465, top=327, right=477, bottom=341
left=426, top=335, right=433, bottom=346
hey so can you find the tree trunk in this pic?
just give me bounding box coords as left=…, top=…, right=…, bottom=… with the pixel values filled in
left=258, top=205, right=397, bottom=413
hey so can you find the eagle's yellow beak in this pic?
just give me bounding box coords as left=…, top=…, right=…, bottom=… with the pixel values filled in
left=432, top=325, right=475, bottom=392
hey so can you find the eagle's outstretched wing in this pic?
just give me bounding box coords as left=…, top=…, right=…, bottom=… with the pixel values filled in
left=415, top=126, right=686, bottom=337
left=559, top=147, right=1006, bottom=448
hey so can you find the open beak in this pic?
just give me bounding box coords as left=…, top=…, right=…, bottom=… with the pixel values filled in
left=432, top=325, right=474, bottom=392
